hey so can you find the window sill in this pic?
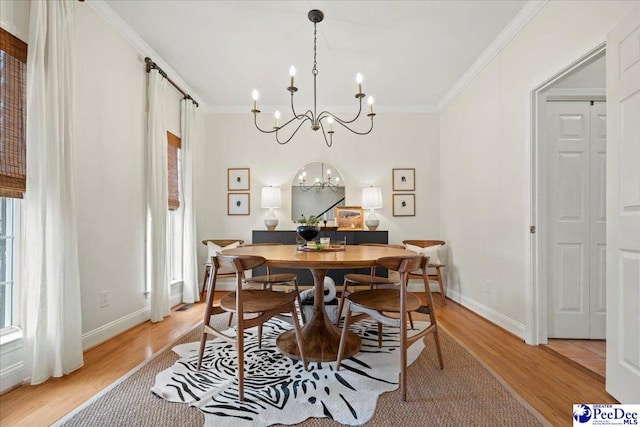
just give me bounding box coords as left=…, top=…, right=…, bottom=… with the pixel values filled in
left=0, top=326, right=23, bottom=353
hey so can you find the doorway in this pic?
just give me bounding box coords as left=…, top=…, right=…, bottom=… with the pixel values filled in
left=529, top=43, right=606, bottom=347
left=544, top=96, right=606, bottom=339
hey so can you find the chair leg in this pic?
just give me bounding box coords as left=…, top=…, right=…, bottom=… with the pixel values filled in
left=433, top=330, right=444, bottom=369
left=228, top=312, right=234, bottom=327
left=291, top=278, right=306, bottom=324
left=197, top=332, right=207, bottom=370
left=290, top=305, right=308, bottom=371
left=377, top=322, right=383, bottom=348
left=258, top=324, right=263, bottom=349
left=237, top=335, right=244, bottom=401
left=436, top=267, right=446, bottom=305
left=336, top=307, right=352, bottom=370
left=400, top=310, right=408, bottom=402
left=337, top=280, right=349, bottom=326
left=200, top=265, right=211, bottom=300
left=408, top=311, right=414, bottom=329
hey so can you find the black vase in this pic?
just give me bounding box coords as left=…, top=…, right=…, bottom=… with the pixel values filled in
left=296, top=225, right=320, bottom=241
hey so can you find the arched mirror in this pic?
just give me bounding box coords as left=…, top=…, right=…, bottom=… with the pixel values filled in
left=291, top=162, right=345, bottom=221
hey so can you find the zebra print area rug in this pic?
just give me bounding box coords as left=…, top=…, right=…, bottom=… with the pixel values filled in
left=151, top=318, right=427, bottom=426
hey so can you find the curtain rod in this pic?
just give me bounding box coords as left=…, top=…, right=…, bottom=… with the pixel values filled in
left=144, top=57, right=199, bottom=108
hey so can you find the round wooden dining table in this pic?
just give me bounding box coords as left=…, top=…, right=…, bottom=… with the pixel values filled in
left=223, top=244, right=416, bottom=362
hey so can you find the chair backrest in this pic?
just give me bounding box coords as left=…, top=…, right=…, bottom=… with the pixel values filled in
left=402, top=240, right=445, bottom=248
left=213, top=254, right=266, bottom=275
left=376, top=255, right=423, bottom=274
left=202, top=239, right=244, bottom=247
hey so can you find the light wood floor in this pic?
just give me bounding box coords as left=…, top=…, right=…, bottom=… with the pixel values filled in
left=0, top=293, right=616, bottom=426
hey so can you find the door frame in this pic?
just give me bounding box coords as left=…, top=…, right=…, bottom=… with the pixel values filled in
left=526, top=42, right=605, bottom=345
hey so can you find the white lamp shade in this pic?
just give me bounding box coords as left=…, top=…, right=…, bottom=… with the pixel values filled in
left=261, top=186, right=281, bottom=208
left=362, top=186, right=383, bottom=209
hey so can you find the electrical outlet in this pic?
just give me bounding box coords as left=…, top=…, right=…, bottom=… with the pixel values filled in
left=483, top=280, right=491, bottom=294
left=100, top=290, right=109, bottom=308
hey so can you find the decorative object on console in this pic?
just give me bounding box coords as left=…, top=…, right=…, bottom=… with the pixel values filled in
left=251, top=10, right=375, bottom=147
left=362, top=186, right=383, bottom=231
left=227, top=168, right=250, bottom=191
left=392, top=168, right=415, bottom=191
left=392, top=193, right=415, bottom=217
left=295, top=215, right=321, bottom=241
left=261, top=186, right=281, bottom=230
left=228, top=193, right=250, bottom=215
left=335, top=206, right=364, bottom=230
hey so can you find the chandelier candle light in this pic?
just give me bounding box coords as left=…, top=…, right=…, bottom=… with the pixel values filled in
left=362, top=186, right=383, bottom=231
left=251, top=9, right=375, bottom=147
left=261, top=186, right=281, bottom=231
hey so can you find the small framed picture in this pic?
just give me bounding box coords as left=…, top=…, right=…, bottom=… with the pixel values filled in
left=228, top=193, right=250, bottom=215
left=392, top=168, right=415, bottom=191
left=228, top=168, right=250, bottom=191
left=335, top=206, right=364, bottom=230
left=393, top=194, right=415, bottom=217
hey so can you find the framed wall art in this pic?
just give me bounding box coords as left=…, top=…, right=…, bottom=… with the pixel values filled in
left=392, top=168, right=415, bottom=191
left=392, top=194, right=415, bottom=217
left=335, top=206, right=364, bottom=230
left=228, top=168, right=250, bottom=191
left=228, top=193, right=250, bottom=215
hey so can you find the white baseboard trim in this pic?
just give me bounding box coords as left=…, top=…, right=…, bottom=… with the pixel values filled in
left=82, top=307, right=150, bottom=351
left=447, top=289, right=525, bottom=339
left=82, top=283, right=186, bottom=351
left=0, top=361, right=25, bottom=394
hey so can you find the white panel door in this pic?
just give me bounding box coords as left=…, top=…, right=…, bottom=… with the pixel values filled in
left=547, top=101, right=591, bottom=338
left=606, top=6, right=640, bottom=403
left=589, top=101, right=607, bottom=339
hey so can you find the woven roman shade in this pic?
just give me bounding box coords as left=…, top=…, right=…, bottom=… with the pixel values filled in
left=167, top=131, right=181, bottom=210
left=0, top=28, right=27, bottom=199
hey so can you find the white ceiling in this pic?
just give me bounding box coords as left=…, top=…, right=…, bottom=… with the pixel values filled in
left=103, top=0, right=529, bottom=113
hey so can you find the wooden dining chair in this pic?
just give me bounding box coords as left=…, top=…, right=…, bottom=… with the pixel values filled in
left=200, top=239, right=244, bottom=300
left=197, top=254, right=307, bottom=401
left=402, top=240, right=447, bottom=305
left=336, top=243, right=406, bottom=326
left=228, top=243, right=306, bottom=325
left=336, top=255, right=444, bottom=402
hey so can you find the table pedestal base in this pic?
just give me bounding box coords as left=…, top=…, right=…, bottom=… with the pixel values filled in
left=277, top=307, right=361, bottom=362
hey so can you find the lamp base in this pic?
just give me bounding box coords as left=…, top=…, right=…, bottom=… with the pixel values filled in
left=365, top=219, right=379, bottom=231
left=265, top=218, right=278, bottom=231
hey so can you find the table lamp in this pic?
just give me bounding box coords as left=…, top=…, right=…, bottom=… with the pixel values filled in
left=362, top=186, right=383, bottom=231
left=261, top=186, right=281, bottom=231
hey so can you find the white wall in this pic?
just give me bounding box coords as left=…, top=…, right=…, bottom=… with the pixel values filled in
left=553, top=54, right=606, bottom=89
left=74, top=4, right=183, bottom=342
left=439, top=1, right=638, bottom=338
left=197, top=113, right=440, bottom=282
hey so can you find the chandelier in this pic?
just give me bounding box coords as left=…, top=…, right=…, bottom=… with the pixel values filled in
left=251, top=9, right=375, bottom=147
left=298, top=163, right=343, bottom=192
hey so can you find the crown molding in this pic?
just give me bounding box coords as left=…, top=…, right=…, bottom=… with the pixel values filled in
left=203, top=104, right=440, bottom=115
left=437, top=0, right=548, bottom=112
left=85, top=0, right=206, bottom=108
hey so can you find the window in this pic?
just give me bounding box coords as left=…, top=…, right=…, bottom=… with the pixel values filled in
left=167, top=131, right=181, bottom=211
left=0, top=198, right=18, bottom=328
left=0, top=28, right=27, bottom=329
left=167, top=132, right=182, bottom=283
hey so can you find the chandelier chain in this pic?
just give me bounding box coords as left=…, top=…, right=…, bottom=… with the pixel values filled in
left=312, top=22, right=318, bottom=76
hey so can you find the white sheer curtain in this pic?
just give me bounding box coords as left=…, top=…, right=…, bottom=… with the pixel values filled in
left=180, top=100, right=200, bottom=303
left=22, top=0, right=84, bottom=384
left=147, top=70, right=171, bottom=322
